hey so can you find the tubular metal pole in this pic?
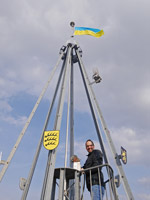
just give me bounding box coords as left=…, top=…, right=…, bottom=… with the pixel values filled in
left=69, top=49, right=75, bottom=200
left=40, top=52, right=67, bottom=200
left=76, top=48, right=134, bottom=200
left=63, top=56, right=71, bottom=200
left=51, top=178, right=56, bottom=200
left=76, top=49, right=108, bottom=165
left=74, top=171, right=80, bottom=200
left=42, top=44, right=72, bottom=200
left=21, top=53, right=66, bottom=200
left=58, top=169, right=65, bottom=200
left=70, top=49, right=74, bottom=167
left=0, top=52, right=64, bottom=182
left=64, top=58, right=71, bottom=168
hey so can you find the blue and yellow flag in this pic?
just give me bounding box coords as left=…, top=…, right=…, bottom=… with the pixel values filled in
left=74, top=27, right=104, bottom=38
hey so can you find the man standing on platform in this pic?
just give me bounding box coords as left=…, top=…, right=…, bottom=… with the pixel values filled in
left=82, top=139, right=105, bottom=200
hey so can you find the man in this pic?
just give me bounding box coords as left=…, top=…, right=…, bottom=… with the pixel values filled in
left=82, top=139, right=105, bottom=200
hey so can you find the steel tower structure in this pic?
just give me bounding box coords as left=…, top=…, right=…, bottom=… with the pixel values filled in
left=0, top=33, right=134, bottom=200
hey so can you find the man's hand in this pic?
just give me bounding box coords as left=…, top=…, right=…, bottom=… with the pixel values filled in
left=81, top=168, right=85, bottom=174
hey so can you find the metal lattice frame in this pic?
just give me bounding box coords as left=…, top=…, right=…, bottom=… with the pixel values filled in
left=0, top=40, right=134, bottom=200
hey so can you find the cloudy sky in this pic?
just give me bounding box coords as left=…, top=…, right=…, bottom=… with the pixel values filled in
left=0, top=0, right=150, bottom=199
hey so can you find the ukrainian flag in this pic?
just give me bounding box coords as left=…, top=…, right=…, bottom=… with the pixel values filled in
left=74, top=27, right=104, bottom=38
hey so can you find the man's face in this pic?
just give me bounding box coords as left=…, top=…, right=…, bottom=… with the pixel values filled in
left=86, top=141, right=94, bottom=153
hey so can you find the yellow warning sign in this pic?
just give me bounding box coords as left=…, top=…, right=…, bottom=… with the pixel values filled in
left=43, top=130, right=59, bottom=150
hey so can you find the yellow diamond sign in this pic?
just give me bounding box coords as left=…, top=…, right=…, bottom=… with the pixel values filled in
left=43, top=130, right=59, bottom=150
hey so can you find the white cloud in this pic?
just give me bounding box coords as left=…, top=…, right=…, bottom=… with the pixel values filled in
left=0, top=99, right=27, bottom=126
left=0, top=100, right=12, bottom=113
left=0, top=114, right=27, bottom=126
left=0, top=0, right=150, bottom=199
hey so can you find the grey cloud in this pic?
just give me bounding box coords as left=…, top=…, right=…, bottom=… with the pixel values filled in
left=0, top=0, right=150, bottom=199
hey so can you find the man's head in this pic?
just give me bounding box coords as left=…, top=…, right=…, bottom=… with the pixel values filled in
left=85, top=139, right=95, bottom=153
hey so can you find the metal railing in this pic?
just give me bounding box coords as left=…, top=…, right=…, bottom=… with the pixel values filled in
left=80, top=164, right=119, bottom=200
left=53, top=164, right=119, bottom=200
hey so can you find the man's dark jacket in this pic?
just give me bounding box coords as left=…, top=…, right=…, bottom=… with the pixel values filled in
left=83, top=149, right=105, bottom=191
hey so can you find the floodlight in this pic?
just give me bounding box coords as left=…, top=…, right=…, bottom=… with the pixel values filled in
left=92, top=68, right=102, bottom=83
left=121, top=146, right=127, bottom=164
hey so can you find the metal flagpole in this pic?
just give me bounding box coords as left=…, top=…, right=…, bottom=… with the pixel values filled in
left=69, top=47, right=75, bottom=200
left=63, top=48, right=71, bottom=200
left=0, top=21, right=135, bottom=199
left=70, top=48, right=74, bottom=168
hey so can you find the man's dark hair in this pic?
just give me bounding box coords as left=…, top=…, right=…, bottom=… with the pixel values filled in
left=85, top=139, right=94, bottom=146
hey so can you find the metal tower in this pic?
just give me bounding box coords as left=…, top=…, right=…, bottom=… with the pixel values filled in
left=0, top=31, right=134, bottom=200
